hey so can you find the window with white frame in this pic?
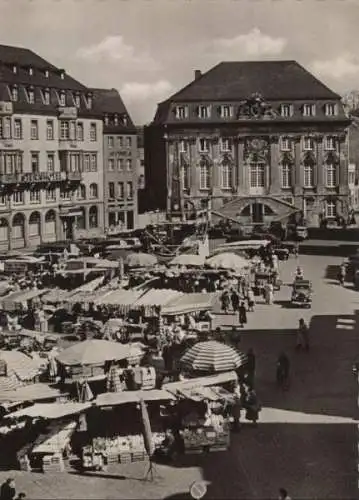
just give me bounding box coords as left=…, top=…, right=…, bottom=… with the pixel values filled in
left=46, top=120, right=54, bottom=140
left=280, top=137, right=291, bottom=151
left=221, top=163, right=232, bottom=189
left=118, top=137, right=124, bottom=148
left=14, top=119, right=22, bottom=139
left=43, top=90, right=50, bottom=105
left=13, top=191, right=24, bottom=204
left=126, top=137, right=132, bottom=148
left=324, top=136, right=336, bottom=151
left=27, top=89, right=34, bottom=104
left=181, top=166, right=190, bottom=190
left=60, top=121, right=69, bottom=140
left=3, top=118, right=11, bottom=139
left=126, top=159, right=132, bottom=171
left=281, top=162, right=292, bottom=188
left=108, top=136, right=114, bottom=148
left=90, top=123, right=97, bottom=141
left=118, top=182, right=124, bottom=198
left=30, top=188, right=40, bottom=203
left=76, top=185, right=86, bottom=200
left=86, top=95, right=93, bottom=109
left=84, top=155, right=90, bottom=172
left=348, top=170, right=356, bottom=185
left=74, top=94, right=81, bottom=108
left=30, top=120, right=38, bottom=140
left=126, top=182, right=133, bottom=199
left=90, top=154, right=97, bottom=171
left=199, top=164, right=210, bottom=190
left=220, top=138, right=231, bottom=152
left=325, top=103, right=337, bottom=116
left=89, top=183, right=98, bottom=198
left=280, top=104, right=292, bottom=117
left=179, top=140, right=188, bottom=153
left=117, top=158, right=124, bottom=171
left=303, top=136, right=314, bottom=150
left=303, top=103, right=316, bottom=117
left=220, top=105, right=232, bottom=118
left=108, top=159, right=115, bottom=171
left=47, top=153, right=55, bottom=172
left=60, top=187, right=71, bottom=200
left=325, top=200, right=336, bottom=218
left=31, top=153, right=39, bottom=173
left=69, top=122, right=76, bottom=141
left=199, top=138, right=209, bottom=153
left=326, top=163, right=336, bottom=187
left=46, top=187, right=56, bottom=201
left=303, top=163, right=314, bottom=188
left=175, top=106, right=188, bottom=119
left=11, top=87, right=18, bottom=102
left=198, top=105, right=210, bottom=119
left=59, top=92, right=66, bottom=107
left=249, top=163, right=265, bottom=188
left=76, top=122, right=84, bottom=141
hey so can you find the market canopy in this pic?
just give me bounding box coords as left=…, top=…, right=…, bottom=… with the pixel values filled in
left=1, top=288, right=50, bottom=311
left=180, top=341, right=247, bottom=373
left=95, top=289, right=144, bottom=306
left=0, top=383, right=66, bottom=403
left=161, top=292, right=218, bottom=316
left=6, top=402, right=91, bottom=420
left=125, top=252, right=158, bottom=268
left=133, top=288, right=183, bottom=309
left=206, top=252, right=250, bottom=271
left=55, top=339, right=137, bottom=366
left=95, top=389, right=176, bottom=407
left=168, top=254, right=205, bottom=267
left=163, top=371, right=238, bottom=393
left=41, top=289, right=71, bottom=304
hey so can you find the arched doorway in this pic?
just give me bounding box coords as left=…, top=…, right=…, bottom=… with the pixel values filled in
left=89, top=206, right=98, bottom=229
left=12, top=213, right=25, bottom=248
left=44, top=210, right=57, bottom=242
left=0, top=218, right=9, bottom=250
left=29, top=211, right=41, bottom=245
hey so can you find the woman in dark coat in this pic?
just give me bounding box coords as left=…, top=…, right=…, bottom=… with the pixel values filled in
left=238, top=302, right=247, bottom=328
left=231, top=289, right=240, bottom=313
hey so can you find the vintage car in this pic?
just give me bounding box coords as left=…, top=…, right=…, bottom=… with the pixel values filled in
left=291, top=279, right=312, bottom=307
left=254, top=270, right=282, bottom=294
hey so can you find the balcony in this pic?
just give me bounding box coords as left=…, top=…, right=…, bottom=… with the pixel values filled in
left=0, top=172, right=62, bottom=184
left=58, top=140, right=80, bottom=151
left=58, top=107, right=78, bottom=120
left=62, top=171, right=82, bottom=182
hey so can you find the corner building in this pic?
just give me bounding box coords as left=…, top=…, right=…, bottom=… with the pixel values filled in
left=0, top=44, right=106, bottom=251
left=145, top=61, right=351, bottom=225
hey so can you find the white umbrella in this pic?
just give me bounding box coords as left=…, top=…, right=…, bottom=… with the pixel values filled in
left=169, top=254, right=205, bottom=267
left=206, top=252, right=250, bottom=271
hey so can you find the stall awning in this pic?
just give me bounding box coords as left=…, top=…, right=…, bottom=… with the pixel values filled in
left=95, top=389, right=176, bottom=407
left=41, top=289, right=71, bottom=304
left=0, top=383, right=67, bottom=403
left=163, top=371, right=237, bottom=394
left=55, top=339, right=137, bottom=366
left=0, top=350, right=41, bottom=381
left=94, top=289, right=144, bottom=306
left=132, top=289, right=183, bottom=308
left=1, top=289, right=50, bottom=310
left=6, top=402, right=91, bottom=420
left=177, top=386, right=235, bottom=403
left=161, top=292, right=218, bottom=316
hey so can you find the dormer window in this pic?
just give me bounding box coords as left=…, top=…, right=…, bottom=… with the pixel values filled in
left=220, top=105, right=232, bottom=118
left=104, top=115, right=109, bottom=126
left=11, top=86, right=18, bottom=102
left=114, top=114, right=119, bottom=126
left=280, top=137, right=291, bottom=151
left=59, top=92, right=66, bottom=107
left=86, top=94, right=92, bottom=109
left=27, top=88, right=35, bottom=104
left=60, top=71, right=65, bottom=80
left=45, top=70, right=49, bottom=78
left=325, top=103, right=337, bottom=116
left=175, top=106, right=188, bottom=119
left=325, top=136, right=336, bottom=151
left=74, top=94, right=81, bottom=108
left=29, top=67, right=33, bottom=76
left=12, top=66, right=17, bottom=74
left=123, top=115, right=127, bottom=126
left=220, top=138, right=231, bottom=152
left=43, top=89, right=50, bottom=105
left=280, top=104, right=293, bottom=117
left=303, top=136, right=314, bottom=151
left=303, top=103, right=316, bottom=117
left=198, top=105, right=210, bottom=119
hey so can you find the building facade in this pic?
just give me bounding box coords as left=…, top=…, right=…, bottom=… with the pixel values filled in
left=145, top=61, right=351, bottom=226
left=92, top=89, right=138, bottom=233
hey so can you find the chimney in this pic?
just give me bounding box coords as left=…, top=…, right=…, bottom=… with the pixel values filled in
left=194, top=70, right=202, bottom=80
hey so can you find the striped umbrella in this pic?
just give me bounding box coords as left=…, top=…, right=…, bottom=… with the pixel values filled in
left=180, top=341, right=247, bottom=373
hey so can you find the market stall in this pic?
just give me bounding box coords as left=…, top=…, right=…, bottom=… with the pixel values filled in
left=81, top=389, right=175, bottom=469
left=1, top=288, right=50, bottom=312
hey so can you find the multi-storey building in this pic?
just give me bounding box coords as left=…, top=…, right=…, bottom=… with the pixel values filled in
left=145, top=61, right=351, bottom=226
left=92, top=88, right=138, bottom=232
left=0, top=44, right=108, bottom=251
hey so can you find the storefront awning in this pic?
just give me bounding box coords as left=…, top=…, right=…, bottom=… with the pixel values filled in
left=161, top=292, right=218, bottom=316
left=163, top=371, right=237, bottom=394
left=95, top=389, right=176, bottom=407
left=0, top=383, right=67, bottom=403
left=6, top=402, right=91, bottom=420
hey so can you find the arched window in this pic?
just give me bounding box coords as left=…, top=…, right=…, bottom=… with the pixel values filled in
left=89, top=206, right=98, bottom=228
left=29, top=211, right=41, bottom=237
left=325, top=163, right=336, bottom=188
left=12, top=213, right=25, bottom=239
left=76, top=207, right=86, bottom=230
left=77, top=184, right=86, bottom=200
left=0, top=218, right=8, bottom=243
left=303, top=162, right=314, bottom=188
left=220, top=163, right=232, bottom=189
left=199, top=164, right=210, bottom=190
left=45, top=210, right=56, bottom=235
left=281, top=162, right=292, bottom=188
left=89, top=183, right=98, bottom=199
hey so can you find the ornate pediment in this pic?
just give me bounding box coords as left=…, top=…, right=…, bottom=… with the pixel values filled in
left=301, top=150, right=316, bottom=164
left=197, top=154, right=213, bottom=167
left=324, top=150, right=339, bottom=164
left=220, top=153, right=234, bottom=164
left=244, top=137, right=269, bottom=162
left=237, top=93, right=278, bottom=120
left=280, top=151, right=294, bottom=164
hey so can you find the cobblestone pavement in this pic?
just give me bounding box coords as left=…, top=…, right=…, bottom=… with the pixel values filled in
left=1, top=255, right=357, bottom=499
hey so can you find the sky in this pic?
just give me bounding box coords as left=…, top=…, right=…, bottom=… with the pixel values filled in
left=1, top=0, right=359, bottom=125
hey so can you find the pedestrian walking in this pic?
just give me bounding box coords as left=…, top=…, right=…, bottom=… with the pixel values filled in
left=238, top=301, right=247, bottom=328
left=221, top=290, right=231, bottom=315
left=278, top=487, right=292, bottom=500
left=0, top=478, right=16, bottom=500
left=244, top=387, right=261, bottom=425
left=339, top=262, right=346, bottom=286
left=293, top=242, right=299, bottom=258
left=296, top=318, right=309, bottom=351
left=231, top=289, right=240, bottom=314
left=245, top=348, right=256, bottom=387
left=247, top=288, right=255, bottom=312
